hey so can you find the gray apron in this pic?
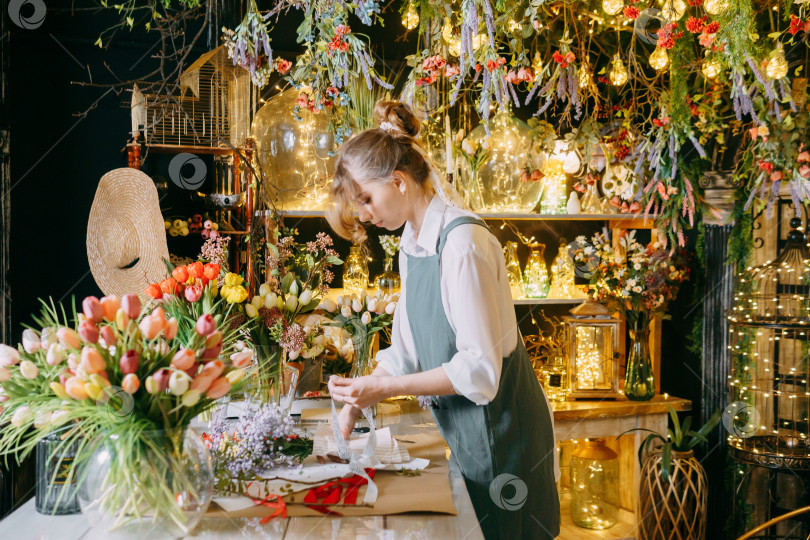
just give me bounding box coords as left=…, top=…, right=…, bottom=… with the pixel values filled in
left=406, top=216, right=560, bottom=540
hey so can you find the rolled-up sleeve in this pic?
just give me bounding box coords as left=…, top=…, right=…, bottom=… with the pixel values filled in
left=441, top=242, right=504, bottom=405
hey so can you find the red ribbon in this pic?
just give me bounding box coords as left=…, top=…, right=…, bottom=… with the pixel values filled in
left=303, top=469, right=376, bottom=515
left=244, top=481, right=288, bottom=524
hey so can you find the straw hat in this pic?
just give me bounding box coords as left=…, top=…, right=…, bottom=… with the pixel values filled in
left=87, top=168, right=169, bottom=300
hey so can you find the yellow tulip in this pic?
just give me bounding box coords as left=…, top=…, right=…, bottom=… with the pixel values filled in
left=50, top=382, right=70, bottom=400
left=84, top=382, right=103, bottom=401
left=224, top=273, right=244, bottom=287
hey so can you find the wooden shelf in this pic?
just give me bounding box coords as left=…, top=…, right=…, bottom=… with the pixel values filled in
left=514, top=297, right=587, bottom=305
left=551, top=394, right=691, bottom=422
left=144, top=143, right=233, bottom=155
left=269, top=209, right=653, bottom=228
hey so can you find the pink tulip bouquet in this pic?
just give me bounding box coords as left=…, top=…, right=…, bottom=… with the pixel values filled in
left=0, top=293, right=251, bottom=530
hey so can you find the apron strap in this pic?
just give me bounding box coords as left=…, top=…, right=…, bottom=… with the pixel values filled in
left=436, top=216, right=490, bottom=255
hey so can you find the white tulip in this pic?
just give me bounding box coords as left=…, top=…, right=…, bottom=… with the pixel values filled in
left=336, top=294, right=345, bottom=306
left=289, top=280, right=299, bottom=296
left=385, top=302, right=397, bottom=315
left=51, top=410, right=70, bottom=426
left=288, top=349, right=300, bottom=360
left=361, top=311, right=372, bottom=325
left=0, top=344, right=20, bottom=367
left=11, top=406, right=31, bottom=427
left=20, top=360, right=38, bottom=379
left=40, top=327, right=58, bottom=348
left=46, top=344, right=66, bottom=366
left=169, top=371, right=191, bottom=396
left=276, top=296, right=285, bottom=309
left=319, top=298, right=337, bottom=313
left=22, top=329, right=41, bottom=353
left=34, top=412, right=52, bottom=429
left=265, top=293, right=278, bottom=309
left=341, top=305, right=352, bottom=318
left=352, top=300, right=362, bottom=313
left=285, top=295, right=299, bottom=312
left=226, top=369, right=245, bottom=385
left=245, top=304, right=259, bottom=318
left=259, top=283, right=271, bottom=296
left=299, top=289, right=313, bottom=305
left=375, top=301, right=387, bottom=315
left=251, top=295, right=263, bottom=310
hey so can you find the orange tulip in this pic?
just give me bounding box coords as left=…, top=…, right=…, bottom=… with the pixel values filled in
left=139, top=315, right=164, bottom=340
left=57, top=327, right=81, bottom=349
left=122, top=373, right=140, bottom=394
left=81, top=346, right=106, bottom=374
left=65, top=377, right=89, bottom=400
left=82, top=297, right=104, bottom=323
left=145, top=284, right=163, bottom=300
left=172, top=265, right=190, bottom=283
left=171, top=349, right=197, bottom=371
left=99, top=296, right=121, bottom=321
left=187, top=261, right=205, bottom=279
left=206, top=377, right=231, bottom=399
left=200, top=359, right=224, bottom=379
left=189, top=372, right=216, bottom=393
left=203, top=263, right=220, bottom=280
left=121, top=293, right=141, bottom=319
left=164, top=317, right=179, bottom=341
left=160, top=278, right=179, bottom=295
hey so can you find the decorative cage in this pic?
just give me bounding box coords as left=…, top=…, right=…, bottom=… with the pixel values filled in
left=139, top=46, right=256, bottom=148
left=727, top=217, right=810, bottom=468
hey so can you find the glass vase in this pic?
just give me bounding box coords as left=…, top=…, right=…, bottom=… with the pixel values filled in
left=570, top=438, right=619, bottom=530
left=350, top=334, right=377, bottom=417
left=540, top=159, right=567, bottom=214
left=503, top=241, right=525, bottom=299
left=580, top=182, right=605, bottom=214
left=375, top=255, right=400, bottom=295
left=523, top=244, right=549, bottom=298
left=548, top=240, right=576, bottom=299
left=624, top=316, right=655, bottom=401
left=78, top=428, right=214, bottom=538
left=36, top=429, right=80, bottom=515
left=343, top=245, right=369, bottom=294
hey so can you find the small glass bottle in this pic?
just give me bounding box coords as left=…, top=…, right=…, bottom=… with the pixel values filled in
left=523, top=243, right=549, bottom=298
left=503, top=241, right=525, bottom=299
left=375, top=255, right=400, bottom=295
left=570, top=438, right=619, bottom=530
left=548, top=239, right=576, bottom=298
left=580, top=181, right=605, bottom=214
left=542, top=348, right=569, bottom=402
left=343, top=245, right=369, bottom=294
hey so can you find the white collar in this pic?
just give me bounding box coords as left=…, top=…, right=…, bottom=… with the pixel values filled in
left=400, top=195, right=447, bottom=256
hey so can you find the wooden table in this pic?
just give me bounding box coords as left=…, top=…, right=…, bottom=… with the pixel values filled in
left=0, top=404, right=484, bottom=540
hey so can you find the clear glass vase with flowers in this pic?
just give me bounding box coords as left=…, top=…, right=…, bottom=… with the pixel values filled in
left=0, top=293, right=252, bottom=535
left=241, top=231, right=342, bottom=407
left=572, top=231, right=689, bottom=401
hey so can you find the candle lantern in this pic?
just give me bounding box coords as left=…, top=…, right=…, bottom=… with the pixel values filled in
left=563, top=301, right=622, bottom=399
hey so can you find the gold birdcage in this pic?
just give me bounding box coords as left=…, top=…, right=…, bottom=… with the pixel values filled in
left=138, top=46, right=257, bottom=149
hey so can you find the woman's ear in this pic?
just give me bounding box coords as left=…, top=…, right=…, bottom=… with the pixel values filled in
left=392, top=171, right=407, bottom=195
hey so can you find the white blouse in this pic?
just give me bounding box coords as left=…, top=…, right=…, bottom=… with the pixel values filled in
left=375, top=196, right=518, bottom=405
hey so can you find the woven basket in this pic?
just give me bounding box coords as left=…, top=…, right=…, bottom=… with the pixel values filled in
left=638, top=449, right=708, bottom=540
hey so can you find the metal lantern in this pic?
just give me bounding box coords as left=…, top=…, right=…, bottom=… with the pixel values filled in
left=563, top=301, right=622, bottom=399
left=727, top=217, right=810, bottom=466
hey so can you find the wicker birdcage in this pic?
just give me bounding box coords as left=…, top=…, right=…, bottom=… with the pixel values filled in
left=727, top=217, right=810, bottom=468
left=136, top=46, right=257, bottom=149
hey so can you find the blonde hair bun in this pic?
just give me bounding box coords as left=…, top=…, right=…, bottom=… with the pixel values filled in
left=373, top=101, right=420, bottom=138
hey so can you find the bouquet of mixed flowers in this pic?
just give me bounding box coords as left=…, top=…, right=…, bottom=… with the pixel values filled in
left=318, top=291, right=398, bottom=377
left=240, top=231, right=342, bottom=400
left=204, top=402, right=313, bottom=494
left=0, top=293, right=251, bottom=530
left=572, top=231, right=689, bottom=330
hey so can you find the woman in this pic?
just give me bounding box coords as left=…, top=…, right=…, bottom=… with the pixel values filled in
left=326, top=101, right=560, bottom=540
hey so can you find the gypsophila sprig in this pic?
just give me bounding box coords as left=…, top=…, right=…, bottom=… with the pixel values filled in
left=379, top=236, right=401, bottom=258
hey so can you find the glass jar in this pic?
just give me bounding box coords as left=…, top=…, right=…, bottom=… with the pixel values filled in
left=343, top=245, right=369, bottom=294
left=540, top=159, right=567, bottom=214
left=548, top=239, right=576, bottom=299
left=542, top=348, right=569, bottom=402
left=36, top=429, right=80, bottom=515
left=375, top=255, right=400, bottom=295
left=523, top=243, right=549, bottom=298
left=570, top=438, right=619, bottom=530
left=78, top=428, right=214, bottom=537
left=503, top=241, right=525, bottom=299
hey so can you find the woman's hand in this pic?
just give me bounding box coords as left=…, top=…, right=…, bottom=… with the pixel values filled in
left=337, top=404, right=363, bottom=440
left=328, top=374, right=390, bottom=410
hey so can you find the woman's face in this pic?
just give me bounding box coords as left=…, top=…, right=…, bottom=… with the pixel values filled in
left=355, top=172, right=410, bottom=230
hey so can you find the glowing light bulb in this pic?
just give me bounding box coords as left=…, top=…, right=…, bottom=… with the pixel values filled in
left=602, top=0, right=623, bottom=15
left=579, top=64, right=591, bottom=88
left=448, top=32, right=486, bottom=57
left=766, top=44, right=789, bottom=80
left=650, top=47, right=669, bottom=71
left=403, top=5, right=419, bottom=30
left=508, top=18, right=521, bottom=32
left=661, top=0, right=686, bottom=20
left=609, top=54, right=628, bottom=86
left=702, top=58, right=721, bottom=78
left=705, top=0, right=728, bottom=14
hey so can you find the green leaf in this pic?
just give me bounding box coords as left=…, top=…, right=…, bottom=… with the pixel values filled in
left=660, top=442, right=672, bottom=482
left=768, top=32, right=783, bottom=39
left=94, top=37, right=103, bottom=48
